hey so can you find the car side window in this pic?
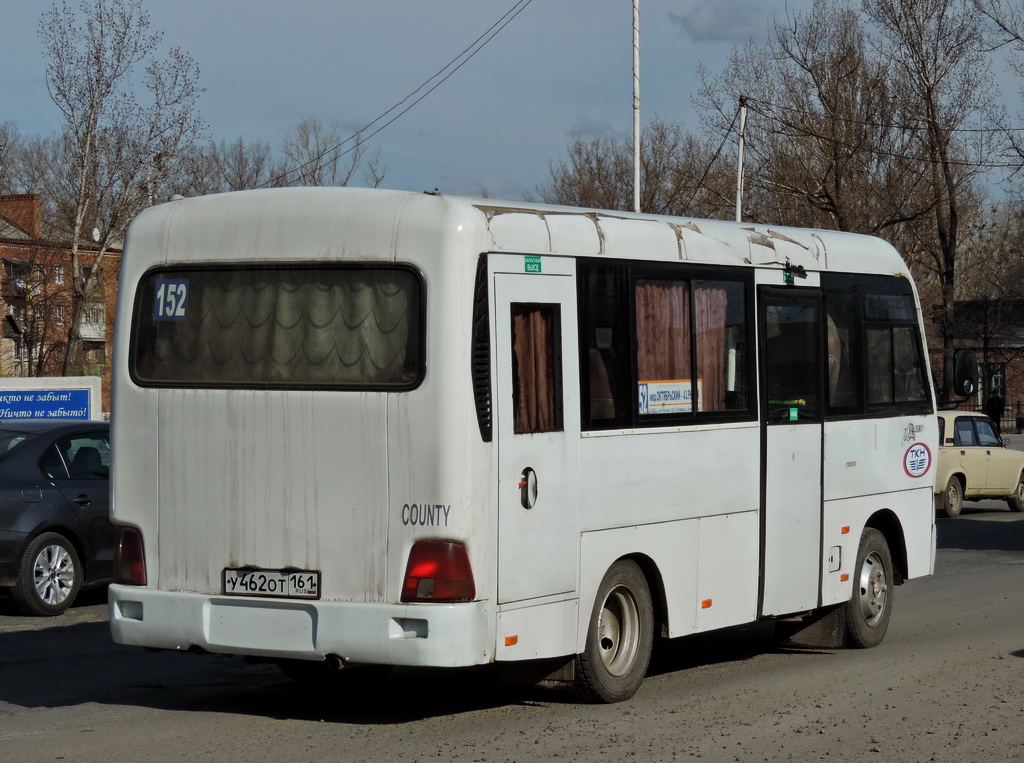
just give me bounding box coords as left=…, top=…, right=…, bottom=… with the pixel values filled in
left=40, top=446, right=69, bottom=479
left=976, top=419, right=1001, bottom=447
left=43, top=433, right=111, bottom=480
left=953, top=418, right=978, bottom=447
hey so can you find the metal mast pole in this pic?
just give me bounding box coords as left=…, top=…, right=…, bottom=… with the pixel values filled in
left=633, top=0, right=640, bottom=213
left=735, top=94, right=748, bottom=222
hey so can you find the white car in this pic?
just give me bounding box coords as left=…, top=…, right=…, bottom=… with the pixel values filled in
left=935, top=410, right=1024, bottom=518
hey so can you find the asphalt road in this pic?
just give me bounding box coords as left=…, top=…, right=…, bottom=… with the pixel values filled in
left=1, top=504, right=1023, bottom=762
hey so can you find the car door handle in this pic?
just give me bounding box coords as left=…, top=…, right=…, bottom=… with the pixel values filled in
left=73, top=495, right=92, bottom=506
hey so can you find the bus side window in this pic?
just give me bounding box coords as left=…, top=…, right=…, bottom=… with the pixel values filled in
left=511, top=303, right=563, bottom=434
left=580, top=265, right=630, bottom=430
left=866, top=327, right=895, bottom=405
left=694, top=280, right=747, bottom=411
left=866, top=293, right=928, bottom=407
left=893, top=326, right=927, bottom=402
left=636, top=277, right=692, bottom=414
left=825, top=293, right=859, bottom=412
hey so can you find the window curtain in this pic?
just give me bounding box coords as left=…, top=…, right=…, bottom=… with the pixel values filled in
left=635, top=280, right=690, bottom=383
left=512, top=305, right=561, bottom=434
left=144, top=269, right=416, bottom=385
left=694, top=285, right=728, bottom=411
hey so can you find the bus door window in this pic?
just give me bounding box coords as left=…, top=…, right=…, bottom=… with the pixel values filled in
left=510, top=303, right=563, bottom=434
left=764, top=295, right=822, bottom=423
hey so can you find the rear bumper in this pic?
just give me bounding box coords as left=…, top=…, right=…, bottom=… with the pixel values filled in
left=108, top=585, right=493, bottom=667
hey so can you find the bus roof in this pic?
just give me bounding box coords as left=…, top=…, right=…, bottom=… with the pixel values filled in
left=125, top=187, right=909, bottom=278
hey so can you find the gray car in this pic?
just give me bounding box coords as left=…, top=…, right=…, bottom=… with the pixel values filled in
left=0, top=419, right=111, bottom=615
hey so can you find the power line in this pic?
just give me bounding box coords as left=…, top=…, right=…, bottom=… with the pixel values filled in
left=681, top=105, right=741, bottom=212
left=743, top=98, right=1024, bottom=171
left=752, top=96, right=1024, bottom=135
left=262, top=0, right=535, bottom=189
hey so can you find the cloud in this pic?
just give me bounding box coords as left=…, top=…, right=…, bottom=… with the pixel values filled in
left=564, top=116, right=621, bottom=140
left=669, top=2, right=772, bottom=42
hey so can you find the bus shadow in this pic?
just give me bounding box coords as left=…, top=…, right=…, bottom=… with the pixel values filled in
left=0, top=609, right=547, bottom=722
left=648, top=620, right=783, bottom=679
left=0, top=609, right=789, bottom=723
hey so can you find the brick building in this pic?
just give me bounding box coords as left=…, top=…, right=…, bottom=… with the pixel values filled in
left=0, top=194, right=120, bottom=413
left=945, top=298, right=1024, bottom=432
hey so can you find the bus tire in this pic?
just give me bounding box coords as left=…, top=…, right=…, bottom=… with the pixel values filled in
left=573, top=560, right=653, bottom=703
left=844, top=528, right=893, bottom=648
left=12, top=532, right=82, bottom=616
left=940, top=476, right=963, bottom=518
left=1007, top=473, right=1024, bottom=512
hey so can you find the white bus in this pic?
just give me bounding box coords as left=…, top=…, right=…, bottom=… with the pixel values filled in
left=109, top=187, right=936, bottom=702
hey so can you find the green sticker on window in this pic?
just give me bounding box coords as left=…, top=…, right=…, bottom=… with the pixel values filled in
left=524, top=256, right=541, bottom=273
left=790, top=408, right=799, bottom=421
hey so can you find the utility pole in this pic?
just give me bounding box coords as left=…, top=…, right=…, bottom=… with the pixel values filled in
left=633, top=0, right=641, bottom=213
left=735, top=94, right=748, bottom=223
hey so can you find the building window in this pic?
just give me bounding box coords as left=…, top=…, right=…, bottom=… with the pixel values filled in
left=56, top=305, right=65, bottom=325
left=55, top=265, right=64, bottom=285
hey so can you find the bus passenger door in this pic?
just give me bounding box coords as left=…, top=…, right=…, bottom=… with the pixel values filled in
left=759, top=289, right=824, bottom=616
left=494, top=273, right=579, bottom=604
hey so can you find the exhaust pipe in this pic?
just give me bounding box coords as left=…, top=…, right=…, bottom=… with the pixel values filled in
left=325, top=654, right=344, bottom=671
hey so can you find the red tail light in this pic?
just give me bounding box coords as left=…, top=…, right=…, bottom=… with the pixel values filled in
left=401, top=540, right=475, bottom=603
left=114, top=526, right=147, bottom=586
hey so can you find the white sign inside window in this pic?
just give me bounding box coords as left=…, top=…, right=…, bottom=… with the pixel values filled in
left=638, top=379, right=702, bottom=415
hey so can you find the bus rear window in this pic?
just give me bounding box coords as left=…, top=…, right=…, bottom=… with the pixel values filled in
left=131, top=265, right=424, bottom=389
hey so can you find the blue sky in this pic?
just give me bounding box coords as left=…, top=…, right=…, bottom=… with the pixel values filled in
left=5, top=0, right=957, bottom=201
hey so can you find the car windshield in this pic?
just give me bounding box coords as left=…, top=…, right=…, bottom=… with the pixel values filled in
left=0, top=429, right=37, bottom=455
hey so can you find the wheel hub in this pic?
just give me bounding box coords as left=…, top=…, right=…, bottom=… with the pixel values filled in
left=858, top=552, right=888, bottom=626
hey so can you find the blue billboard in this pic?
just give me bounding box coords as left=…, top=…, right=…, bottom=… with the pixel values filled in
left=0, top=388, right=92, bottom=420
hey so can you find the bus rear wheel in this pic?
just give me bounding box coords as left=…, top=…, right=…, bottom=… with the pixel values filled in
left=845, top=528, right=893, bottom=648
left=573, top=560, right=653, bottom=703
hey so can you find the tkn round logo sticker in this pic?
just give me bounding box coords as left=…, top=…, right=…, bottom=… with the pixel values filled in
left=904, top=442, right=932, bottom=478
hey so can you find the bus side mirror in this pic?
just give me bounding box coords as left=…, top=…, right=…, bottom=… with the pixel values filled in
left=953, top=350, right=977, bottom=398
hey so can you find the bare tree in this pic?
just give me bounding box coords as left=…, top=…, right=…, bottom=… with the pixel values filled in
left=537, top=117, right=728, bottom=217
left=696, top=0, right=932, bottom=234
left=0, top=122, right=22, bottom=193
left=865, top=0, right=1003, bottom=401
left=278, top=117, right=387, bottom=188
left=172, top=137, right=288, bottom=195
left=38, top=0, right=204, bottom=374
left=955, top=199, right=1024, bottom=384
left=974, top=0, right=1024, bottom=169
left=974, top=0, right=1024, bottom=47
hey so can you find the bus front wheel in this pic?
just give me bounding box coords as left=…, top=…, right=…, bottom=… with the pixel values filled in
left=573, top=560, right=653, bottom=703
left=845, top=528, right=893, bottom=648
